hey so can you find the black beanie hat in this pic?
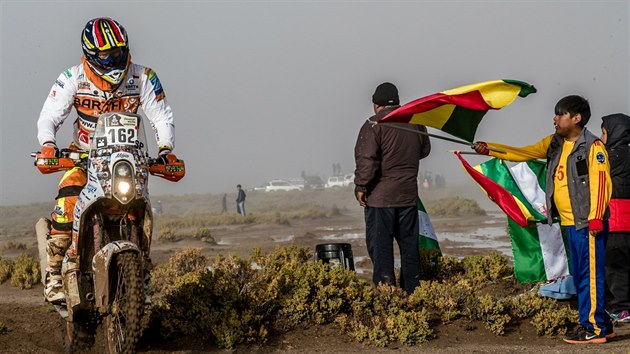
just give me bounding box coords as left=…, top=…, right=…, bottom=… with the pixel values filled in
left=372, top=82, right=399, bottom=106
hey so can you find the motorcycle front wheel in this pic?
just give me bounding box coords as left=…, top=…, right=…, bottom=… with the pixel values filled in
left=61, top=318, right=96, bottom=353
left=103, top=252, right=144, bottom=354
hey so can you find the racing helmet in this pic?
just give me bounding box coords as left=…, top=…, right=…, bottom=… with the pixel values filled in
left=81, top=18, right=130, bottom=86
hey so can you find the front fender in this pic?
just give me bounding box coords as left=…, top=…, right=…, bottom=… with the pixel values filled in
left=92, top=241, right=140, bottom=312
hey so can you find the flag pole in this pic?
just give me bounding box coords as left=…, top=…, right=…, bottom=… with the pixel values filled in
left=376, top=122, right=505, bottom=154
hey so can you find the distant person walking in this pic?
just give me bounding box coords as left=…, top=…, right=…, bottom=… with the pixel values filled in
left=236, top=185, right=246, bottom=216
left=221, top=193, right=228, bottom=214
left=354, top=82, right=431, bottom=294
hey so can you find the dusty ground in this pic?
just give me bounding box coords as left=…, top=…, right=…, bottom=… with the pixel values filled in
left=1, top=186, right=629, bottom=353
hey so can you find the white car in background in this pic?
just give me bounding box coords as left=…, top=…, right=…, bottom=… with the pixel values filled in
left=264, top=179, right=303, bottom=192
left=325, top=173, right=354, bottom=188
left=343, top=173, right=355, bottom=186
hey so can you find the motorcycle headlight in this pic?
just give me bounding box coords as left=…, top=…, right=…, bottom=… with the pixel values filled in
left=117, top=180, right=131, bottom=194
left=113, top=161, right=135, bottom=203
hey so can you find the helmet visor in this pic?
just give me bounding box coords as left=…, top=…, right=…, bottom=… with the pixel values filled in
left=94, top=47, right=128, bottom=70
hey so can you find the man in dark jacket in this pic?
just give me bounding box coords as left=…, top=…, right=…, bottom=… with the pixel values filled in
left=601, top=113, right=630, bottom=323
left=354, top=82, right=431, bottom=294
left=236, top=184, right=246, bottom=216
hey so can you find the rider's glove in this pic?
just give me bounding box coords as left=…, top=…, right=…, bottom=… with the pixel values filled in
left=157, top=146, right=173, bottom=165
left=41, top=142, right=59, bottom=158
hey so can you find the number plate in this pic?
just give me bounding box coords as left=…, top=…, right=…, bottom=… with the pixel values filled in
left=104, top=114, right=138, bottom=146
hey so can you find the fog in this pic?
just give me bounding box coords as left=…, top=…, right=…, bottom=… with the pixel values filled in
left=1, top=1, right=628, bottom=206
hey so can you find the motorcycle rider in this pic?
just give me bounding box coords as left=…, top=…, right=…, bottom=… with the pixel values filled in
left=37, top=17, right=176, bottom=304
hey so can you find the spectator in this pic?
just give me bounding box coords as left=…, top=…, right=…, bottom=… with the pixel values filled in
left=601, top=113, right=630, bottom=323
left=354, top=82, right=431, bottom=294
left=473, top=95, right=614, bottom=343
left=236, top=184, right=246, bottom=216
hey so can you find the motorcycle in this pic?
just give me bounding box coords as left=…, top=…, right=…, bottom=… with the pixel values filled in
left=33, top=112, right=184, bottom=353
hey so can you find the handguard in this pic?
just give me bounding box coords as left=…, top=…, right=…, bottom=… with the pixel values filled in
left=149, top=153, right=185, bottom=182
left=34, top=147, right=76, bottom=174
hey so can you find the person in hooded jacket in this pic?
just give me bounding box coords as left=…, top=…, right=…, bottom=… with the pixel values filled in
left=601, top=113, right=630, bottom=323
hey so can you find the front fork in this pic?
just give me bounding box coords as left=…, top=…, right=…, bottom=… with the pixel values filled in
left=91, top=212, right=149, bottom=313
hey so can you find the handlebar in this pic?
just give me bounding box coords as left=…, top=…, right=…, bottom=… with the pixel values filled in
left=32, top=148, right=185, bottom=181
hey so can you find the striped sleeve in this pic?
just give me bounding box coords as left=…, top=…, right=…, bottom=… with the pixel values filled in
left=140, top=66, right=175, bottom=151
left=487, top=135, right=553, bottom=162
left=588, top=141, right=612, bottom=228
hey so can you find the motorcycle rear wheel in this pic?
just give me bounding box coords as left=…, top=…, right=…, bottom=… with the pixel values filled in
left=103, top=252, right=144, bottom=354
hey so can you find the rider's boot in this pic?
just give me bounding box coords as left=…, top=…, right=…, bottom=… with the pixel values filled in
left=44, top=232, right=71, bottom=304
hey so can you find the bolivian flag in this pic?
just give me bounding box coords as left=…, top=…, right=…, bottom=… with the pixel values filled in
left=456, top=153, right=570, bottom=283
left=418, top=198, right=441, bottom=254
left=378, top=80, right=537, bottom=142
left=455, top=152, right=530, bottom=227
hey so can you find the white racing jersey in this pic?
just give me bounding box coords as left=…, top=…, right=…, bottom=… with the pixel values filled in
left=37, top=58, right=175, bottom=151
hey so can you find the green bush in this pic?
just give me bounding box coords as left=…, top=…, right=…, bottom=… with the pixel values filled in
left=156, top=226, right=180, bottom=242
left=472, top=295, right=511, bottom=335
left=10, top=254, right=40, bottom=289
left=0, top=257, right=12, bottom=283
left=461, top=251, right=513, bottom=287
left=530, top=305, right=578, bottom=336
left=193, top=227, right=215, bottom=244
left=147, top=247, right=580, bottom=349
left=150, top=248, right=209, bottom=299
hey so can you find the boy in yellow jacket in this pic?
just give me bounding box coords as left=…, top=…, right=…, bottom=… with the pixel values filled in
left=473, top=95, right=614, bottom=343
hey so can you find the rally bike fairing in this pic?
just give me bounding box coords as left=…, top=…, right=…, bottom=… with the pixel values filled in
left=63, top=112, right=152, bottom=319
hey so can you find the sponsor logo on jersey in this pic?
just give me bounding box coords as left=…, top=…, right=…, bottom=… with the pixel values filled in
left=146, top=69, right=164, bottom=99
left=53, top=205, right=64, bottom=215
left=78, top=82, right=91, bottom=90
left=64, top=69, right=73, bottom=78
left=55, top=80, right=65, bottom=88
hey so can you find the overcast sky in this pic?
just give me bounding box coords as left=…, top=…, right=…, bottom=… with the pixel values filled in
left=1, top=0, right=628, bottom=206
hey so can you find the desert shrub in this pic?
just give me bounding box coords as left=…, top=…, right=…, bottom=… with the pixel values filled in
left=150, top=248, right=209, bottom=298
left=0, top=320, right=7, bottom=335
left=530, top=305, right=578, bottom=336
left=470, top=295, right=511, bottom=335
left=150, top=252, right=282, bottom=348
left=335, top=284, right=432, bottom=347
left=410, top=279, right=474, bottom=322
left=461, top=251, right=513, bottom=287
left=508, top=288, right=552, bottom=319
left=10, top=254, right=40, bottom=289
left=435, top=255, right=465, bottom=280
left=427, top=197, right=486, bottom=217
left=156, top=226, right=180, bottom=242
left=193, top=227, right=215, bottom=244
left=148, top=247, right=581, bottom=349
left=0, top=257, right=12, bottom=283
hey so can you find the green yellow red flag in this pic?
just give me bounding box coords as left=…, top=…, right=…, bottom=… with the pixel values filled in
left=378, top=80, right=537, bottom=142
